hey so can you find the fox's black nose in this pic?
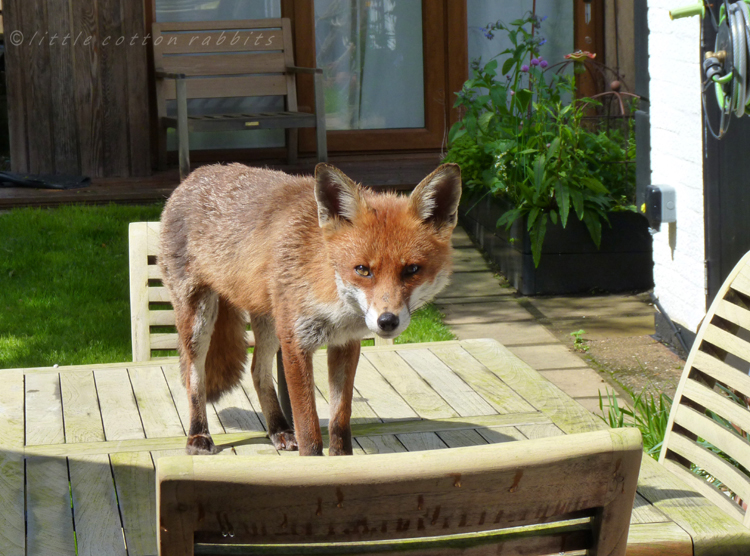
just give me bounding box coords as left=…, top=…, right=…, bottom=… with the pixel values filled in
left=377, top=312, right=400, bottom=332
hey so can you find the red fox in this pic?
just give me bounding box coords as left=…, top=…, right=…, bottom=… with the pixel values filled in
left=159, top=162, right=461, bottom=456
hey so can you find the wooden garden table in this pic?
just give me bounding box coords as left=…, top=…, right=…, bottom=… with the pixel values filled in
left=0, top=338, right=747, bottom=555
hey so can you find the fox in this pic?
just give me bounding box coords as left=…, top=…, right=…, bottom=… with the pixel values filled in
left=159, top=162, right=461, bottom=456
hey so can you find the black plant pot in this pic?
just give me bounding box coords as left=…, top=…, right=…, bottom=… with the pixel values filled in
left=459, top=195, right=654, bottom=295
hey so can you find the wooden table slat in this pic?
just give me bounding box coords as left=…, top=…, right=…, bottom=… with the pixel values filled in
left=25, top=456, right=76, bottom=555
left=69, top=454, right=127, bottom=555
left=429, top=344, right=538, bottom=415
left=352, top=355, right=419, bottom=421
left=25, top=373, right=65, bottom=445
left=110, top=451, right=157, bottom=556
left=396, top=432, right=449, bottom=452
left=95, top=368, right=147, bottom=441
left=437, top=428, right=490, bottom=448
left=0, top=369, right=26, bottom=554
left=363, top=350, right=458, bottom=419
left=129, top=366, right=185, bottom=438
left=60, top=370, right=105, bottom=444
left=398, top=348, right=497, bottom=417
left=312, top=351, right=379, bottom=425
left=354, top=434, right=408, bottom=455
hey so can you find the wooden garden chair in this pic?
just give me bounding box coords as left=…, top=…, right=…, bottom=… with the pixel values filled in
left=660, top=250, right=750, bottom=526
left=156, top=428, right=642, bottom=556
left=152, top=18, right=327, bottom=181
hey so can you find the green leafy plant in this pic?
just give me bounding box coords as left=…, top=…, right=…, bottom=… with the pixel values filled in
left=598, top=386, right=672, bottom=459
left=570, top=329, right=589, bottom=352
left=444, top=13, right=636, bottom=267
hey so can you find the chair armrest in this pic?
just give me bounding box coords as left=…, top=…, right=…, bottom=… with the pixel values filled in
left=286, top=66, right=323, bottom=75
left=155, top=70, right=187, bottom=80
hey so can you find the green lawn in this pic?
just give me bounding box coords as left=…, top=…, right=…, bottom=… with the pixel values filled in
left=0, top=204, right=454, bottom=369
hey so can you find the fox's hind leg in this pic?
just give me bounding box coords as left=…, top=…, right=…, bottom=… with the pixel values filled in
left=175, top=287, right=222, bottom=455
left=250, top=315, right=297, bottom=451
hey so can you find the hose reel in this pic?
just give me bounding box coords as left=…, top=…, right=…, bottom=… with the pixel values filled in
left=672, top=0, right=750, bottom=138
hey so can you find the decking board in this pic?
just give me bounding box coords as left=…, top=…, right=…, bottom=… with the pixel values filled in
left=128, top=366, right=185, bottom=438
left=0, top=369, right=25, bottom=553
left=95, top=369, right=147, bottom=441
left=60, top=370, right=105, bottom=443
left=26, top=372, right=66, bottom=445
left=25, top=456, right=76, bottom=555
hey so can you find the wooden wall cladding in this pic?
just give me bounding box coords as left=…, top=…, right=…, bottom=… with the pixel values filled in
left=4, top=0, right=151, bottom=177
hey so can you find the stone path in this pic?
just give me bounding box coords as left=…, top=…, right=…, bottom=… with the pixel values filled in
left=437, top=228, right=658, bottom=414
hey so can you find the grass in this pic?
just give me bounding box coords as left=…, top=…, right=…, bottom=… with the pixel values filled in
left=0, top=204, right=454, bottom=369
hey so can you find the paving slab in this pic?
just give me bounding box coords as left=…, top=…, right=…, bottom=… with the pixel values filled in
left=439, top=272, right=513, bottom=299
left=451, top=249, right=493, bottom=273
left=573, top=396, right=607, bottom=415
left=450, top=321, right=558, bottom=346
left=526, top=295, right=653, bottom=319
left=437, top=300, right=534, bottom=324
left=507, top=344, right=587, bottom=370
left=547, top=315, right=655, bottom=339
left=539, top=368, right=611, bottom=398
left=451, top=227, right=475, bottom=248
left=436, top=294, right=516, bottom=305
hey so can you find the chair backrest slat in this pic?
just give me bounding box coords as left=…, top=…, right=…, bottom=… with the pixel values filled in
left=156, top=428, right=642, bottom=556
left=153, top=19, right=295, bottom=105
left=660, top=250, right=750, bottom=528
left=162, top=75, right=288, bottom=100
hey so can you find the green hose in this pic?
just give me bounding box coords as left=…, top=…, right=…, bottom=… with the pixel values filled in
left=669, top=2, right=705, bottom=20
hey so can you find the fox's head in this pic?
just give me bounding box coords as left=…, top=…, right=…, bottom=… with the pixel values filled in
left=315, top=163, right=462, bottom=339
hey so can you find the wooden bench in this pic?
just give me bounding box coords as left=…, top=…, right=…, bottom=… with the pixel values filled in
left=660, top=250, right=750, bottom=527
left=152, top=18, right=327, bottom=181
left=156, top=428, right=642, bottom=556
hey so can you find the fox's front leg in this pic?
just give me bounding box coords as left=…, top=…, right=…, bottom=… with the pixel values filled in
left=279, top=337, right=324, bottom=456
left=177, top=289, right=222, bottom=455
left=327, top=340, right=360, bottom=456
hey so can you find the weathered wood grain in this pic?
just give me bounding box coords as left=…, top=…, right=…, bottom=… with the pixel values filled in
left=129, top=222, right=151, bottom=362
left=460, top=339, right=604, bottom=433
left=69, top=453, right=127, bottom=555
left=352, top=355, right=418, bottom=421
left=71, top=0, right=104, bottom=176
left=3, top=0, right=29, bottom=171
left=626, top=522, right=693, bottom=556
left=354, top=434, right=407, bottom=454
left=363, top=350, right=457, bottom=419
left=26, top=456, right=76, bottom=555
left=312, top=351, right=379, bottom=425
left=430, top=344, right=537, bottom=414
left=396, top=432, right=448, bottom=452
left=95, top=368, right=146, bottom=440
left=46, top=0, right=80, bottom=174
left=121, top=0, right=150, bottom=176
left=437, top=428, right=488, bottom=448
left=128, top=366, right=185, bottom=438
left=0, top=369, right=25, bottom=553
left=60, top=370, right=105, bottom=443
left=25, top=372, right=65, bottom=445
left=398, top=348, right=496, bottom=417
left=110, top=451, right=157, bottom=556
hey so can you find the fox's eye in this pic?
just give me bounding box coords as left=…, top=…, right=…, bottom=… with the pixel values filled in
left=355, top=265, right=371, bottom=277
left=403, top=264, right=420, bottom=277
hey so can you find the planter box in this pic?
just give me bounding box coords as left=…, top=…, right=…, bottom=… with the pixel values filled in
left=459, top=195, right=654, bottom=295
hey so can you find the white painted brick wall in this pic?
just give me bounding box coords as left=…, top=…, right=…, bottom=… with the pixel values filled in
left=648, top=2, right=706, bottom=332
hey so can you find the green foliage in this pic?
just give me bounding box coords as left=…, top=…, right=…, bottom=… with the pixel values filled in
left=570, top=329, right=589, bottom=352
left=598, top=386, right=672, bottom=459
left=446, top=14, right=636, bottom=267
left=0, top=205, right=455, bottom=368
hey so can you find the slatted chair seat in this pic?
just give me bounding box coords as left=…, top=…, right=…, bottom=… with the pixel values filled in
left=660, top=250, right=750, bottom=526
left=156, top=428, right=643, bottom=556
left=153, top=18, right=327, bottom=181
left=161, top=110, right=318, bottom=133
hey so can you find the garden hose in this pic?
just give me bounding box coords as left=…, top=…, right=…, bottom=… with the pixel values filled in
left=671, top=0, right=750, bottom=138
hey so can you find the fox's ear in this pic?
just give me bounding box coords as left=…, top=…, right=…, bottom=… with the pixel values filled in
left=314, top=163, right=363, bottom=227
left=409, top=163, right=462, bottom=230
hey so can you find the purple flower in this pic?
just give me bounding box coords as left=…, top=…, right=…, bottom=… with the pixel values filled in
left=530, top=58, right=540, bottom=66
left=540, top=59, right=549, bottom=68
left=521, top=64, right=529, bottom=72
left=538, top=38, right=547, bottom=46
left=482, top=27, right=494, bottom=39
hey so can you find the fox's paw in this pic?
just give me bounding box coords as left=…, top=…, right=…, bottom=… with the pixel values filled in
left=270, top=430, right=298, bottom=451
left=186, top=433, right=222, bottom=455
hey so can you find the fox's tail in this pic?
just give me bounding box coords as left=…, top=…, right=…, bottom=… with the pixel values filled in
left=203, top=296, right=247, bottom=402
